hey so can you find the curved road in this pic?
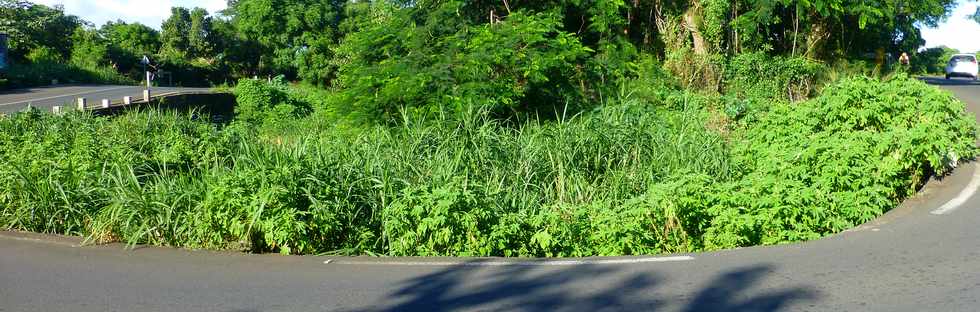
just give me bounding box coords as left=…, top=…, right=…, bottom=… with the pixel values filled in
left=2, top=78, right=980, bottom=312
left=0, top=85, right=213, bottom=113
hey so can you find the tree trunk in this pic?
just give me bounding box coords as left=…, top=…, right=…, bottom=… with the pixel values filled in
left=682, top=3, right=709, bottom=55
left=804, top=16, right=830, bottom=60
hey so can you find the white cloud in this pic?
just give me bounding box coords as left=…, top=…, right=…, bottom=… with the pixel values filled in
left=32, top=0, right=227, bottom=29
left=921, top=0, right=980, bottom=53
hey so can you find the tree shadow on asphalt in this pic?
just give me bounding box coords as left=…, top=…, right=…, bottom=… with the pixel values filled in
left=358, top=261, right=819, bottom=312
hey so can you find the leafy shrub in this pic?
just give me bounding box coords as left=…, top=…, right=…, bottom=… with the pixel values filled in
left=700, top=75, right=977, bottom=249
left=26, top=47, right=63, bottom=63
left=233, top=77, right=312, bottom=125
left=333, top=6, right=592, bottom=121
left=723, top=52, right=824, bottom=102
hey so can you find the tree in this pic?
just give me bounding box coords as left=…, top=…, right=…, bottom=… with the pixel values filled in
left=100, top=21, right=160, bottom=75
left=730, top=0, right=956, bottom=59
left=69, top=26, right=110, bottom=69
left=228, top=0, right=346, bottom=84
left=0, top=0, right=82, bottom=61
left=334, top=2, right=593, bottom=120
left=160, top=7, right=191, bottom=58
left=210, top=16, right=261, bottom=78
left=101, top=21, right=160, bottom=57
left=189, top=7, right=213, bottom=58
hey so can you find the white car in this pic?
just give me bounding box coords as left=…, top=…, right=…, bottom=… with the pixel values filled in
left=945, top=54, right=979, bottom=80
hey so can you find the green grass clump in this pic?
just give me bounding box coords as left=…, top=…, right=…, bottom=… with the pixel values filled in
left=0, top=75, right=974, bottom=257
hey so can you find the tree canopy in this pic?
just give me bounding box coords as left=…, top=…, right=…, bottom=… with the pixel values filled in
left=227, top=0, right=346, bottom=84
left=0, top=0, right=82, bottom=61
left=0, top=0, right=967, bottom=89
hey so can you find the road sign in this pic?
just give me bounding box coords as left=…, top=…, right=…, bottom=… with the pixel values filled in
left=141, top=55, right=150, bottom=65
left=0, top=34, right=8, bottom=71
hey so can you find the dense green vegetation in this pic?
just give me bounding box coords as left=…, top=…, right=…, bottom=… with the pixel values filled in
left=0, top=0, right=968, bottom=88
left=0, top=0, right=978, bottom=256
left=0, top=75, right=974, bottom=256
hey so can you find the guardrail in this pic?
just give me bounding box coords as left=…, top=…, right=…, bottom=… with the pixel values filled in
left=51, top=89, right=212, bottom=115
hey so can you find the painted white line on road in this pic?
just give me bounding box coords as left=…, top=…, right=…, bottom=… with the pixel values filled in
left=0, top=86, right=132, bottom=107
left=325, top=256, right=694, bottom=266
left=931, top=164, right=980, bottom=215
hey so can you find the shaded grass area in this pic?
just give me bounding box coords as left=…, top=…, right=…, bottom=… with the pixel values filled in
left=0, top=61, right=134, bottom=90
left=0, top=76, right=975, bottom=256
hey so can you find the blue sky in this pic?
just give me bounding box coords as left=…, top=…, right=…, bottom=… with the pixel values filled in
left=31, top=0, right=980, bottom=53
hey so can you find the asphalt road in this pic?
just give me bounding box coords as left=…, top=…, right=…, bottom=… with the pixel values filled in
left=0, top=85, right=212, bottom=113
left=2, top=78, right=980, bottom=312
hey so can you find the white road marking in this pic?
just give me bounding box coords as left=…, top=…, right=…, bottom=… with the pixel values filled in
left=324, top=256, right=694, bottom=266
left=931, top=164, right=980, bottom=215
left=0, top=86, right=133, bottom=107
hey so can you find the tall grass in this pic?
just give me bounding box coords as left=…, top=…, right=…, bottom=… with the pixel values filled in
left=0, top=91, right=733, bottom=256
left=0, top=75, right=974, bottom=257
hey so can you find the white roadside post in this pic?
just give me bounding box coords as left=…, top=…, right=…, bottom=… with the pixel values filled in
left=76, top=98, right=86, bottom=110
left=52, top=106, right=63, bottom=115
left=101, top=99, right=110, bottom=109
left=123, top=96, right=132, bottom=105
left=142, top=55, right=152, bottom=102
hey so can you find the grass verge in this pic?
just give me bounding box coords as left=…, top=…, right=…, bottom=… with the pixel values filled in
left=0, top=76, right=975, bottom=256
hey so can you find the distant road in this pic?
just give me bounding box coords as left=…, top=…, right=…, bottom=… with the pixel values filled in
left=0, top=85, right=213, bottom=113
left=1, top=78, right=980, bottom=312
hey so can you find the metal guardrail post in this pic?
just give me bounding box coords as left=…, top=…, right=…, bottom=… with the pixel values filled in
left=76, top=98, right=86, bottom=110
